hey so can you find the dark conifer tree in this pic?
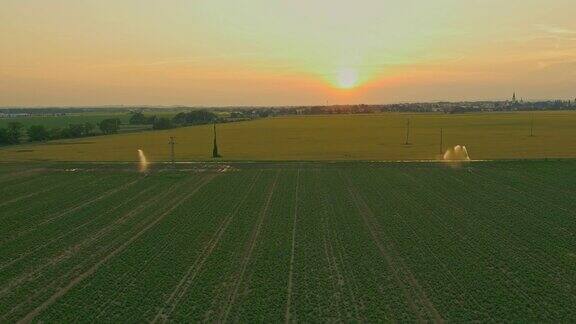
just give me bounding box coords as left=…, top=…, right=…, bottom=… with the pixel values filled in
left=212, top=123, right=221, bottom=158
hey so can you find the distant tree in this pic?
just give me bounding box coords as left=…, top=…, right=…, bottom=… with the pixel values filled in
left=230, top=111, right=247, bottom=119
left=84, top=122, right=95, bottom=135
left=152, top=117, right=173, bottom=130
left=172, top=112, right=188, bottom=125
left=49, top=127, right=64, bottom=140
left=66, top=123, right=95, bottom=138
left=59, top=127, right=74, bottom=139
left=27, top=125, right=50, bottom=142
left=146, top=115, right=158, bottom=125
left=129, top=112, right=147, bottom=125
left=257, top=110, right=271, bottom=118
left=0, top=128, right=9, bottom=145
left=68, top=124, right=85, bottom=138
left=98, top=118, right=121, bottom=134
left=6, top=122, right=24, bottom=144
left=172, top=110, right=218, bottom=125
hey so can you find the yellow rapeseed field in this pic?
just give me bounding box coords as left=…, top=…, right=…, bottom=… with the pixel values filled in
left=1, top=111, right=575, bottom=162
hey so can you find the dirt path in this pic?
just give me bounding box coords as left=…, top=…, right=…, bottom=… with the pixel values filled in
left=151, top=171, right=263, bottom=323
left=284, top=169, right=300, bottom=324
left=219, top=171, right=280, bottom=322
left=341, top=172, right=443, bottom=323
left=16, top=174, right=217, bottom=324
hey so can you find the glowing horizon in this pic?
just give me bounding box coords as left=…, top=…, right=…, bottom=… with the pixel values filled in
left=1, top=0, right=575, bottom=106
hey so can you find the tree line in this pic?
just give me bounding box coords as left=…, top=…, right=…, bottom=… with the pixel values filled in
left=129, top=110, right=219, bottom=130
left=0, top=110, right=220, bottom=146
left=0, top=118, right=122, bottom=146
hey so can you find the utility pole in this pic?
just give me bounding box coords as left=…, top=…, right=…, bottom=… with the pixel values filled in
left=439, top=128, right=444, bottom=155
left=404, top=118, right=411, bottom=145
left=169, top=136, right=176, bottom=168
left=529, top=113, right=535, bottom=137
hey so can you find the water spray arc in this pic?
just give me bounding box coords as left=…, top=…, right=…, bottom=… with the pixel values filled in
left=443, top=145, right=471, bottom=161
left=137, top=149, right=149, bottom=173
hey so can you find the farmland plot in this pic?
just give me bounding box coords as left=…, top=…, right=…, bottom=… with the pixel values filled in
left=0, top=161, right=575, bottom=322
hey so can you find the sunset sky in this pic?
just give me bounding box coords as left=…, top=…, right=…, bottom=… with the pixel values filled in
left=1, top=0, right=575, bottom=106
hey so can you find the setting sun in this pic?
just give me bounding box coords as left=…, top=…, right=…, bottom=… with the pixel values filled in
left=336, top=68, right=359, bottom=89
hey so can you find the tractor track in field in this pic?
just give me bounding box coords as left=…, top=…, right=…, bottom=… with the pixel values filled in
left=0, top=175, right=140, bottom=246
left=0, top=174, right=110, bottom=242
left=0, top=175, right=81, bottom=209
left=0, top=173, right=56, bottom=200
left=0, top=178, right=190, bottom=321
left=316, top=171, right=346, bottom=321
left=0, top=173, right=105, bottom=222
left=0, top=179, right=184, bottom=310
left=89, top=177, right=211, bottom=320
left=404, top=170, right=565, bottom=314
left=284, top=169, right=300, bottom=324
left=0, top=182, right=160, bottom=277
left=219, top=170, right=280, bottom=323
left=152, top=171, right=263, bottom=323
left=35, top=176, right=143, bottom=227
left=93, top=229, right=177, bottom=321
left=0, top=181, right=173, bottom=296
left=0, top=168, right=47, bottom=184
left=366, top=169, right=488, bottom=317
left=315, top=170, right=365, bottom=322
left=331, top=225, right=367, bottom=320
left=13, top=174, right=217, bottom=324
left=341, top=172, right=443, bottom=323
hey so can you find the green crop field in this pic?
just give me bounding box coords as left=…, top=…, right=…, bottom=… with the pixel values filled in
left=1, top=111, right=575, bottom=162
left=1, top=161, right=576, bottom=322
